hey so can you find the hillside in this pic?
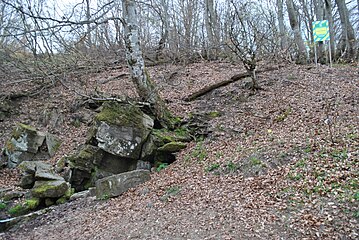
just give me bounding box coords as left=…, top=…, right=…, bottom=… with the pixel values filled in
left=0, top=62, right=358, bottom=239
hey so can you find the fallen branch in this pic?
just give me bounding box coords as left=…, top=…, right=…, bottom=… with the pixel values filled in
left=99, top=73, right=129, bottom=84
left=183, top=67, right=278, bottom=102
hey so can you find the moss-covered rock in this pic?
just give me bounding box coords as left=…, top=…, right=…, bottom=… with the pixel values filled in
left=67, top=145, right=103, bottom=172
left=2, top=124, right=61, bottom=168
left=7, top=198, right=40, bottom=217
left=94, top=102, right=154, bottom=159
left=31, top=180, right=69, bottom=198
left=45, top=133, right=61, bottom=157
left=157, top=142, right=187, bottom=152
left=152, top=127, right=191, bottom=147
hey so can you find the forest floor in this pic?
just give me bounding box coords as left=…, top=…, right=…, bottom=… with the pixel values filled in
left=0, top=61, right=358, bottom=239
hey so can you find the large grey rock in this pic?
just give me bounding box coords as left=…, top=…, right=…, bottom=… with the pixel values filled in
left=69, top=190, right=91, bottom=201
left=2, top=124, right=61, bottom=168
left=96, top=170, right=150, bottom=199
left=94, top=102, right=154, bottom=159
left=45, top=133, right=61, bottom=157
left=17, top=161, right=52, bottom=189
left=18, top=161, right=52, bottom=174
left=31, top=180, right=69, bottom=198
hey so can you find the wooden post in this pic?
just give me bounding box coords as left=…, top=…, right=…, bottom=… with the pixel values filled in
left=328, top=40, right=333, bottom=68
left=314, top=42, right=318, bottom=66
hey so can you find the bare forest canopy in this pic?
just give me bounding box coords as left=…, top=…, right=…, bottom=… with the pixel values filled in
left=0, top=0, right=358, bottom=86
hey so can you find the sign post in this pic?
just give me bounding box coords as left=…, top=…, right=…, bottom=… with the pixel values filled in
left=312, top=20, right=332, bottom=67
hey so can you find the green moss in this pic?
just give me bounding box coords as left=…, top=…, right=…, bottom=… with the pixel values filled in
left=56, top=197, right=67, bottom=205
left=8, top=204, right=27, bottom=216
left=158, top=142, right=187, bottom=152
left=32, top=184, right=53, bottom=195
left=95, top=102, right=144, bottom=127
left=0, top=202, right=6, bottom=210
left=207, top=111, right=221, bottom=118
left=152, top=128, right=191, bottom=146
left=12, top=123, right=36, bottom=139
left=25, top=198, right=40, bottom=210
left=67, top=145, right=100, bottom=171
left=250, top=157, right=264, bottom=166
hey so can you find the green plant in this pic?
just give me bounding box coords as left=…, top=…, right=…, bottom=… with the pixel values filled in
left=330, top=149, right=348, bottom=160
left=226, top=161, right=238, bottom=172
left=156, top=163, right=168, bottom=172
left=0, top=202, right=6, bottom=210
left=205, top=163, right=220, bottom=172
left=275, top=107, right=292, bottom=122
left=354, top=192, right=359, bottom=201
left=8, top=204, right=26, bottom=216
left=100, top=193, right=110, bottom=200
left=25, top=199, right=40, bottom=210
left=295, top=159, right=307, bottom=168
left=191, top=141, right=208, bottom=162
left=353, top=211, right=359, bottom=218
left=288, top=173, right=303, bottom=181
left=215, top=151, right=223, bottom=158
left=250, top=156, right=263, bottom=166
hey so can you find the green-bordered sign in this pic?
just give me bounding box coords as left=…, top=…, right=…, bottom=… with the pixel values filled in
left=312, top=20, right=329, bottom=42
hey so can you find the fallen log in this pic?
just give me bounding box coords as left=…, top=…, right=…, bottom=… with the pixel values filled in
left=183, top=67, right=278, bottom=102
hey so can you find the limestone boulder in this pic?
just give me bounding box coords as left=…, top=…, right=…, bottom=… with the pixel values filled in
left=94, top=102, right=154, bottom=159
left=67, top=144, right=139, bottom=192
left=18, top=161, right=52, bottom=189
left=31, top=180, right=69, bottom=198
left=2, top=124, right=62, bottom=168
left=96, top=170, right=150, bottom=199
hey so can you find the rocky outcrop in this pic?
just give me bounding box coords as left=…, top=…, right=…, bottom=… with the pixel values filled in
left=95, top=170, right=150, bottom=199
left=16, top=161, right=72, bottom=207
left=31, top=180, right=69, bottom=199
left=1, top=124, right=61, bottom=168
left=94, top=102, right=154, bottom=159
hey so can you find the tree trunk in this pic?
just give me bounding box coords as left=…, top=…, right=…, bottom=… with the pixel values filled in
left=286, top=0, right=308, bottom=64
left=314, top=0, right=325, bottom=63
left=324, top=0, right=335, bottom=61
left=204, top=0, right=217, bottom=59
left=335, top=0, right=357, bottom=60
left=122, top=0, right=173, bottom=128
left=276, top=0, right=288, bottom=50
left=156, top=0, right=169, bottom=61
left=85, top=0, right=92, bottom=48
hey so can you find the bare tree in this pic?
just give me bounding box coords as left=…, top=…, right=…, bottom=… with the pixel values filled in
left=286, top=0, right=308, bottom=63
left=122, top=0, right=173, bottom=127
left=228, top=1, right=270, bottom=90
left=276, top=0, right=288, bottom=50
left=335, top=0, right=357, bottom=60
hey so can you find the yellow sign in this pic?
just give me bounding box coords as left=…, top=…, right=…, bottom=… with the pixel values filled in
left=313, top=20, right=329, bottom=42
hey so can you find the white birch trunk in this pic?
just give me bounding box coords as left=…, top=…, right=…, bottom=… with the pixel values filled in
left=286, top=0, right=308, bottom=63
left=122, top=0, right=172, bottom=126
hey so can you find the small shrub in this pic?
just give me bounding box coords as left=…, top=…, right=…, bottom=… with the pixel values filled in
left=295, top=159, right=307, bottom=168
left=100, top=194, right=110, bottom=200
left=8, top=204, right=26, bottom=216
left=250, top=157, right=262, bottom=166
left=0, top=202, right=6, bottom=210
left=205, top=163, right=220, bottom=172
left=156, top=163, right=168, bottom=172
left=226, top=161, right=238, bottom=172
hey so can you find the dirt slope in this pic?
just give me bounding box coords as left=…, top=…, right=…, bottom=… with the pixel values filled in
left=1, top=62, right=358, bottom=239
